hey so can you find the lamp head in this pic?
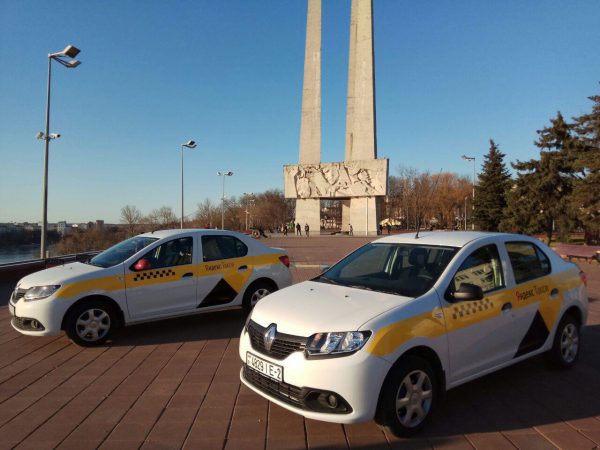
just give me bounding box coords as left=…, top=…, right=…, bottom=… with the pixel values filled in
left=182, top=140, right=197, bottom=148
left=36, top=131, right=44, bottom=140
left=63, top=45, right=80, bottom=58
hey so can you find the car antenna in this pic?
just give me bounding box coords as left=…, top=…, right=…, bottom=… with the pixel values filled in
left=415, top=169, right=443, bottom=239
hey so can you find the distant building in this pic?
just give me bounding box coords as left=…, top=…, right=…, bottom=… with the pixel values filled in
left=57, top=221, right=72, bottom=235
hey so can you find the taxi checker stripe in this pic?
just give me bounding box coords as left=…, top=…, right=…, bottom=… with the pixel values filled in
left=133, top=268, right=176, bottom=282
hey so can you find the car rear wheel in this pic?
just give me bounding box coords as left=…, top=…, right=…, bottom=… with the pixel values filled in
left=243, top=280, right=275, bottom=311
left=376, top=355, right=439, bottom=437
left=547, top=314, right=581, bottom=368
left=65, top=301, right=116, bottom=347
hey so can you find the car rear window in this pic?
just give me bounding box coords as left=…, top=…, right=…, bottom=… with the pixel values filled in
left=505, top=241, right=551, bottom=284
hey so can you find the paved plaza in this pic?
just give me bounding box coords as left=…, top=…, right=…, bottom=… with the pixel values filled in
left=0, top=236, right=599, bottom=450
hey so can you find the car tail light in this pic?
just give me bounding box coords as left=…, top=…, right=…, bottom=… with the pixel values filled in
left=279, top=255, right=290, bottom=268
left=579, top=270, right=587, bottom=287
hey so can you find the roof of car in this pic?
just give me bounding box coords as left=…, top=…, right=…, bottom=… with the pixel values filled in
left=138, top=229, right=241, bottom=239
left=373, top=231, right=517, bottom=248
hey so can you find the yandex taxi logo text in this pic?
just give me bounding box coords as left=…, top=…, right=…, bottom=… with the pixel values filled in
left=515, top=285, right=549, bottom=302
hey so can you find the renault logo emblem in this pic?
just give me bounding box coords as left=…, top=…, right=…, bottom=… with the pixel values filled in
left=264, top=324, right=277, bottom=351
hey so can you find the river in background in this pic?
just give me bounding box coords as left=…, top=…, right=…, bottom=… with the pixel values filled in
left=0, top=244, right=50, bottom=264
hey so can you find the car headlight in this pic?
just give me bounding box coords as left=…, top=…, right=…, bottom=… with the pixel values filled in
left=23, top=285, right=61, bottom=301
left=305, top=331, right=371, bottom=358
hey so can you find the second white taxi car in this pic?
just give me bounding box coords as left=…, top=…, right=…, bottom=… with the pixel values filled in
left=239, top=232, right=588, bottom=436
left=9, top=229, right=291, bottom=346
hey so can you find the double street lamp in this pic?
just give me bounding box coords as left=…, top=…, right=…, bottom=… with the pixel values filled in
left=39, top=45, right=81, bottom=259
left=461, top=155, right=476, bottom=231
left=180, top=140, right=197, bottom=229
left=217, top=171, right=234, bottom=229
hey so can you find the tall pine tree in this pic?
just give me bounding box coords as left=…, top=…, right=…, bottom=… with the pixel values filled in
left=502, top=112, right=577, bottom=244
left=473, top=140, right=511, bottom=231
left=572, top=89, right=600, bottom=243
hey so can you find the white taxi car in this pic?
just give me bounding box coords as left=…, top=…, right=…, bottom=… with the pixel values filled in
left=9, top=229, right=291, bottom=346
left=239, top=232, right=588, bottom=436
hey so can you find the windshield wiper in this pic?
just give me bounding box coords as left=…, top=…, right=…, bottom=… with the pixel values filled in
left=313, top=275, right=344, bottom=286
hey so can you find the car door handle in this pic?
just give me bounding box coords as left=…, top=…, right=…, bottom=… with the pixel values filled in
left=238, top=265, right=248, bottom=272
left=501, top=302, right=512, bottom=312
left=550, top=288, right=559, bottom=299
left=182, top=272, right=194, bottom=278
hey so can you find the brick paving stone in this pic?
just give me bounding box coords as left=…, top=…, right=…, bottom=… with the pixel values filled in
left=503, top=432, right=558, bottom=450
left=536, top=422, right=598, bottom=449
left=305, top=419, right=347, bottom=448
left=465, top=432, right=516, bottom=449
left=266, top=437, right=308, bottom=450
left=429, top=436, right=474, bottom=450
left=182, top=438, right=225, bottom=450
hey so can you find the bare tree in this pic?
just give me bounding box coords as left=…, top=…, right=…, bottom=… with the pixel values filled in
left=120, top=205, right=143, bottom=236
left=146, top=206, right=178, bottom=229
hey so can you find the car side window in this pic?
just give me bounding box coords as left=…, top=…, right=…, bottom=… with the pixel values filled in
left=505, top=241, right=551, bottom=284
left=452, top=244, right=504, bottom=294
left=202, top=235, right=248, bottom=262
left=138, top=237, right=193, bottom=269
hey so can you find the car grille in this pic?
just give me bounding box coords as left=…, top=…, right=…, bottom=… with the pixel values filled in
left=247, top=320, right=307, bottom=360
left=243, top=365, right=303, bottom=408
left=11, top=288, right=26, bottom=303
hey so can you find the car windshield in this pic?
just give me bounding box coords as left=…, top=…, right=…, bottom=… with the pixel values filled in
left=88, top=236, right=158, bottom=268
left=314, top=243, right=459, bottom=298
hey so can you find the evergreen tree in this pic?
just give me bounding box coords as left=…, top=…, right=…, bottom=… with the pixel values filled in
left=572, top=90, right=600, bottom=243
left=501, top=112, right=577, bottom=244
left=473, top=140, right=511, bottom=231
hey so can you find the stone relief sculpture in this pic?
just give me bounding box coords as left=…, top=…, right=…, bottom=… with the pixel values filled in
left=284, top=159, right=388, bottom=199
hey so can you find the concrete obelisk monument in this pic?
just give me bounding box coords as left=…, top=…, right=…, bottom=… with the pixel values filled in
left=295, top=0, right=322, bottom=235
left=343, top=0, right=378, bottom=233
left=287, top=0, right=387, bottom=235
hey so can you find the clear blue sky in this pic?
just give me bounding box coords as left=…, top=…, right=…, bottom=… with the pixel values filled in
left=1, top=0, right=599, bottom=223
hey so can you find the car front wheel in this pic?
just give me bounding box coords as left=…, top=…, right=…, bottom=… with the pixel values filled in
left=65, top=301, right=117, bottom=346
left=376, top=355, right=439, bottom=437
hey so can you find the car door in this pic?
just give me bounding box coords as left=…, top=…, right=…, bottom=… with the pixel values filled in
left=443, top=243, right=515, bottom=383
left=196, top=235, right=254, bottom=308
left=503, top=241, right=558, bottom=359
left=125, top=236, right=197, bottom=320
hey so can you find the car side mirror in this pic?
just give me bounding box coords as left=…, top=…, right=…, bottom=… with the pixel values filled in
left=133, top=258, right=151, bottom=271
left=453, top=283, right=484, bottom=301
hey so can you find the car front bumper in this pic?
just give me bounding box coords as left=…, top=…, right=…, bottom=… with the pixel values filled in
left=9, top=295, right=64, bottom=337
left=238, top=325, right=392, bottom=424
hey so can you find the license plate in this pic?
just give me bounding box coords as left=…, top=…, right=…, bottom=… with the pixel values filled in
left=246, top=352, right=283, bottom=382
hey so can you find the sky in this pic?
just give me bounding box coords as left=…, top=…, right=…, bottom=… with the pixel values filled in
left=1, top=0, right=599, bottom=224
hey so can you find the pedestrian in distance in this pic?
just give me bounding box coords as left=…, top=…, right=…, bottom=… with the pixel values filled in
left=305, top=223, right=310, bottom=237
left=283, top=224, right=288, bottom=236
left=378, top=224, right=383, bottom=235
left=296, top=223, right=301, bottom=236
left=386, top=223, right=392, bottom=234
left=349, top=224, right=353, bottom=236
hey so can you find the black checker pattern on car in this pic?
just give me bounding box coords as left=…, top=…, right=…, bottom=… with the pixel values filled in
left=452, top=298, right=493, bottom=320
left=133, top=269, right=176, bottom=282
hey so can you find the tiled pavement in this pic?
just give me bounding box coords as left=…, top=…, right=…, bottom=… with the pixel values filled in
left=0, top=236, right=599, bottom=450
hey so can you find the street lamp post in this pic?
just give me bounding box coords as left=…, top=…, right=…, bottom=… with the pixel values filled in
left=39, top=45, right=81, bottom=259
left=217, top=171, right=233, bottom=229
left=461, top=155, right=476, bottom=231
left=180, top=140, right=197, bottom=229
left=243, top=192, right=254, bottom=231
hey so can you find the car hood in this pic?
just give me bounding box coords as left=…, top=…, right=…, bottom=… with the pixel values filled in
left=250, top=280, right=412, bottom=336
left=16, top=262, right=106, bottom=289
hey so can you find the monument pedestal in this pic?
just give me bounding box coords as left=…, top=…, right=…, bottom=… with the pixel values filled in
left=349, top=197, right=378, bottom=236
left=295, top=198, right=321, bottom=236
